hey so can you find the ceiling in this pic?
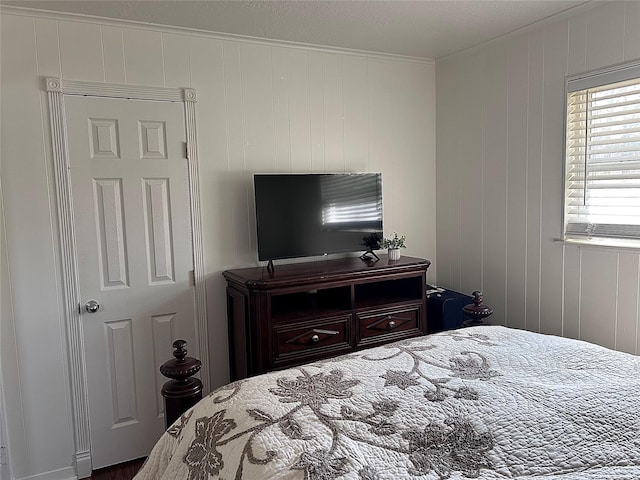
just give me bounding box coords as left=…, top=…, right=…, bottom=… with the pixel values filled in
left=2, top=0, right=594, bottom=59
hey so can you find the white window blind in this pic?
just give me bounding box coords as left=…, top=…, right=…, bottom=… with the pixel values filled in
left=564, top=62, right=640, bottom=241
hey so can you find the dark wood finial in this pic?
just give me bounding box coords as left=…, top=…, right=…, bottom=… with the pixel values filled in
left=160, top=339, right=201, bottom=382
left=172, top=339, right=188, bottom=361
left=160, top=340, right=203, bottom=428
left=472, top=290, right=483, bottom=305
left=462, top=291, right=494, bottom=326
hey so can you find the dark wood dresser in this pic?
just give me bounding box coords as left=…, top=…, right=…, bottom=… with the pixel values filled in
left=223, top=255, right=431, bottom=380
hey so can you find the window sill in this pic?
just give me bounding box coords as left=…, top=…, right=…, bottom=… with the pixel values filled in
left=555, top=237, right=640, bottom=253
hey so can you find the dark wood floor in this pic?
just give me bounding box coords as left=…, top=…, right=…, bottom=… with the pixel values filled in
left=90, top=458, right=146, bottom=480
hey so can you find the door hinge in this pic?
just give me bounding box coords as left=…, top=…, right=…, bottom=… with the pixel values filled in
left=185, top=142, right=190, bottom=160
left=190, top=270, right=196, bottom=286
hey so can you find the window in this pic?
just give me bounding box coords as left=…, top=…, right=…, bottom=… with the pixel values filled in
left=564, top=61, right=640, bottom=244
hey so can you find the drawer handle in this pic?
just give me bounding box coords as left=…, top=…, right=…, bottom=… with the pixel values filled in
left=286, top=329, right=339, bottom=347
left=387, top=320, right=396, bottom=330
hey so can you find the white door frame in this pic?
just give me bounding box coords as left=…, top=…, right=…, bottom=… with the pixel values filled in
left=0, top=375, right=10, bottom=479
left=45, top=77, right=209, bottom=477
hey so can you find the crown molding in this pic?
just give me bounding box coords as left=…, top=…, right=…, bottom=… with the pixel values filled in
left=0, top=5, right=435, bottom=65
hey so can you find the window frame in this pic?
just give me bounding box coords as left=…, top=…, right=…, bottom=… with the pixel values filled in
left=562, top=60, right=640, bottom=249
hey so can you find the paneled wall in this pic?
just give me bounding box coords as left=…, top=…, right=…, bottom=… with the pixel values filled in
left=0, top=8, right=435, bottom=479
left=436, top=1, right=640, bottom=353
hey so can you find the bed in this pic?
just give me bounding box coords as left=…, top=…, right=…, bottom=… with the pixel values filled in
left=135, top=326, right=640, bottom=479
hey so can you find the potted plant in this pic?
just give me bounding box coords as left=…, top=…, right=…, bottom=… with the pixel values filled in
left=381, top=232, right=406, bottom=260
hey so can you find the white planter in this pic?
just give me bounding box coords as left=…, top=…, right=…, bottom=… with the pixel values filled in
left=388, top=248, right=401, bottom=260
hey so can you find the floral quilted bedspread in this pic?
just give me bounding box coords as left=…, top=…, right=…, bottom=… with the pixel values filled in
left=135, top=326, right=640, bottom=479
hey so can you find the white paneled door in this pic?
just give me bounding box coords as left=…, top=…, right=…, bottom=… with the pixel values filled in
left=65, top=96, right=196, bottom=469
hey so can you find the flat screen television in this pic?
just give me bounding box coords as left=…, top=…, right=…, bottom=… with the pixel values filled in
left=254, top=173, right=383, bottom=261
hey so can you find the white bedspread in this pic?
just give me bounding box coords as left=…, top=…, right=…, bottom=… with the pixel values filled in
left=135, top=326, right=640, bottom=479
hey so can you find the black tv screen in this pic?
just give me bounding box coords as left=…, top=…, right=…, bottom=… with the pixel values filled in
left=254, top=173, right=383, bottom=261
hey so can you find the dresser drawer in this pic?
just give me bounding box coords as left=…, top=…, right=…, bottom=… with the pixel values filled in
left=272, top=315, right=352, bottom=367
left=356, top=305, right=422, bottom=347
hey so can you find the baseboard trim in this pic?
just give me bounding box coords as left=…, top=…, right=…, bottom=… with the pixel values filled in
left=17, top=466, right=76, bottom=480
left=15, top=449, right=91, bottom=480
left=75, top=451, right=91, bottom=479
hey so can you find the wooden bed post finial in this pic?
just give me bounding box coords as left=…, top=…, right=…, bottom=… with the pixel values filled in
left=160, top=340, right=203, bottom=429
left=462, top=291, right=494, bottom=327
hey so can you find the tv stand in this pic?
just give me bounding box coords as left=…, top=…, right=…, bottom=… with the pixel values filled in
left=359, top=249, right=380, bottom=261
left=223, top=255, right=431, bottom=380
left=266, top=259, right=275, bottom=274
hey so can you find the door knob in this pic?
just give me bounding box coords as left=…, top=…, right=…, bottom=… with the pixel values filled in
left=85, top=300, right=100, bottom=313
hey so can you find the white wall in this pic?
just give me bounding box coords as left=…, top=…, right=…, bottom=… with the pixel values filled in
left=436, top=1, right=640, bottom=352
left=0, top=8, right=436, bottom=479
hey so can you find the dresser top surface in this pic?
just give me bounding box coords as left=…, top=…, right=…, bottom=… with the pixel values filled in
left=223, top=255, right=430, bottom=288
